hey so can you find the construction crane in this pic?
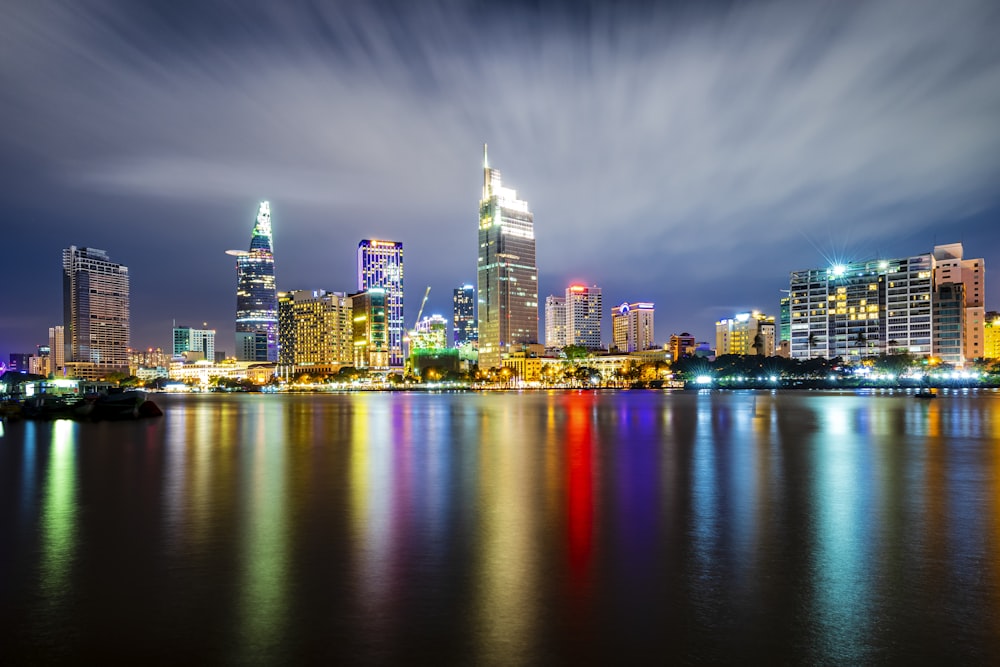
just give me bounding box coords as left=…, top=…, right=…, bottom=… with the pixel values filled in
left=413, top=286, right=431, bottom=330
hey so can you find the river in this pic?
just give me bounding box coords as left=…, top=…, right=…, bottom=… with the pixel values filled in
left=1, top=389, right=999, bottom=664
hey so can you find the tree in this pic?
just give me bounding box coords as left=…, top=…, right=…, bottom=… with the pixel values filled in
left=563, top=344, right=589, bottom=360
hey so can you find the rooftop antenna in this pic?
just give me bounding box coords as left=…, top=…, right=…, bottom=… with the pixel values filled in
left=483, top=143, right=488, bottom=169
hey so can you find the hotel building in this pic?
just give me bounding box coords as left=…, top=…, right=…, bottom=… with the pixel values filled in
left=358, top=240, right=404, bottom=367
left=545, top=285, right=603, bottom=350
left=62, top=246, right=130, bottom=377
left=612, top=301, right=655, bottom=353
left=477, top=145, right=538, bottom=370
left=716, top=312, right=776, bottom=357
left=277, top=290, right=354, bottom=368
left=789, top=243, right=985, bottom=363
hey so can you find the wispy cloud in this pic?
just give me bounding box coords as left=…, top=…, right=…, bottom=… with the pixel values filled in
left=2, top=0, right=999, bottom=349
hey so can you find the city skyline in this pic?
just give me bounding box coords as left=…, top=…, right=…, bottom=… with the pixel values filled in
left=2, top=0, right=1000, bottom=359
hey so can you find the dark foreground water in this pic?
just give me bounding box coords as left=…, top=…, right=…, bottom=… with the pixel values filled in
left=2, top=390, right=1000, bottom=664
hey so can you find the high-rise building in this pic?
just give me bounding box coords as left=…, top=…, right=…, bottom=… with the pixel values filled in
left=612, top=301, right=655, bottom=353
left=453, top=285, right=477, bottom=348
left=716, top=312, right=776, bottom=357
left=172, top=325, right=216, bottom=362
left=351, top=288, right=389, bottom=370
left=932, top=243, right=985, bottom=361
left=236, top=332, right=269, bottom=363
left=789, top=243, right=985, bottom=363
left=358, top=240, right=404, bottom=367
left=48, top=326, right=65, bottom=375
left=477, top=145, right=538, bottom=370
left=277, top=290, right=354, bottom=367
left=227, top=201, right=278, bottom=362
left=790, top=254, right=932, bottom=360
left=567, top=285, right=603, bottom=349
left=62, top=246, right=130, bottom=371
left=545, top=296, right=567, bottom=349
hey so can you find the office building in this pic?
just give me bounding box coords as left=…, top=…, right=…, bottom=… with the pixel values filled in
left=545, top=296, right=567, bottom=349
left=227, top=201, right=278, bottom=362
left=612, top=301, right=655, bottom=353
left=235, top=332, right=269, bottom=363
left=62, top=246, right=130, bottom=371
left=716, top=312, right=776, bottom=357
left=172, top=325, right=216, bottom=362
left=358, top=240, right=404, bottom=367
left=453, top=285, right=477, bottom=348
left=277, top=290, right=354, bottom=367
left=477, top=145, right=538, bottom=370
left=789, top=243, right=985, bottom=363
left=351, top=288, right=389, bottom=370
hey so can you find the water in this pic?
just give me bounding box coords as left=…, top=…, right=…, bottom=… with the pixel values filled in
left=2, top=390, right=999, bottom=664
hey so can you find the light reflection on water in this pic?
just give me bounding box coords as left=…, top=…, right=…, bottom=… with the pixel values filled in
left=1, top=390, right=999, bottom=663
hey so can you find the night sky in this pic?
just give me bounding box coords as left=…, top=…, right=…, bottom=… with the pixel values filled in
left=2, top=0, right=999, bottom=359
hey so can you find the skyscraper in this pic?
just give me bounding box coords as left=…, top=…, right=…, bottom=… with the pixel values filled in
left=227, top=201, right=278, bottom=362
left=612, top=301, right=655, bottom=352
left=544, top=295, right=567, bottom=349
left=48, top=325, right=65, bottom=375
left=477, top=145, right=538, bottom=370
left=453, top=284, right=477, bottom=348
left=62, top=246, right=130, bottom=373
left=566, top=285, right=603, bottom=349
left=358, top=240, right=404, bottom=367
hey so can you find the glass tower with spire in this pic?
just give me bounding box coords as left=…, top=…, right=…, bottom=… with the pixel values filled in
left=477, top=145, right=538, bottom=370
left=227, top=201, right=278, bottom=361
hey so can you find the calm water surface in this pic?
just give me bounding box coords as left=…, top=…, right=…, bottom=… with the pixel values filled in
left=2, top=390, right=1000, bottom=664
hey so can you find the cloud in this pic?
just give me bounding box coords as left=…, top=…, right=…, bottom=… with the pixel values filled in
left=2, top=0, right=999, bottom=351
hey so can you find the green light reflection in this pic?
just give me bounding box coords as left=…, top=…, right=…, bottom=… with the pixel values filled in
left=40, top=420, right=78, bottom=607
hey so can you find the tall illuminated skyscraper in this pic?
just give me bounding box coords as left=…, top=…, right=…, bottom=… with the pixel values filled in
left=227, top=201, right=278, bottom=362
left=358, top=240, right=404, bottom=367
left=453, top=284, right=476, bottom=348
left=62, top=246, right=130, bottom=371
left=477, top=145, right=538, bottom=370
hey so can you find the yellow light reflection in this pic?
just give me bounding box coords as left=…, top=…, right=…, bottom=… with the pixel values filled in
left=473, top=397, right=538, bottom=664
left=238, top=400, right=289, bottom=659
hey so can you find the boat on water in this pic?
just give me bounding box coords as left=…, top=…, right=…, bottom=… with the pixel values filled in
left=17, top=389, right=163, bottom=421
left=915, top=389, right=937, bottom=399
